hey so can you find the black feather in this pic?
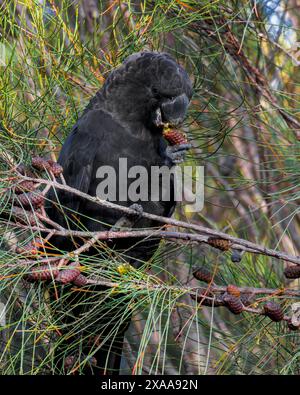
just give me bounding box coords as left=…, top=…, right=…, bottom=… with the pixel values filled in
left=46, top=51, right=192, bottom=374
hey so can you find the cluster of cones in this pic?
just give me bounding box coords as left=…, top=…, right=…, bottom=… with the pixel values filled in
left=192, top=267, right=300, bottom=331
left=11, top=156, right=63, bottom=225
left=25, top=260, right=88, bottom=286
left=9, top=154, right=300, bottom=328
left=11, top=156, right=87, bottom=287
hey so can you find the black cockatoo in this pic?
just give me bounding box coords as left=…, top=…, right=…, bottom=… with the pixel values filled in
left=46, top=51, right=192, bottom=374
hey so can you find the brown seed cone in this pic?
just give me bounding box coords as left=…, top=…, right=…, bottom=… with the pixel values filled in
left=223, top=293, right=244, bottom=314
left=26, top=264, right=59, bottom=281
left=47, top=160, right=63, bottom=177
left=287, top=320, right=300, bottom=331
left=15, top=192, right=44, bottom=208
left=284, top=265, right=300, bottom=279
left=207, top=237, right=232, bottom=251
left=193, top=267, right=213, bottom=284
left=226, top=284, right=241, bottom=298
left=263, top=301, right=284, bottom=322
left=15, top=180, right=36, bottom=194
left=32, top=156, right=51, bottom=172
left=56, top=268, right=81, bottom=284
left=191, top=291, right=224, bottom=307
left=163, top=129, right=188, bottom=146
left=72, top=274, right=88, bottom=286
left=11, top=206, right=38, bottom=226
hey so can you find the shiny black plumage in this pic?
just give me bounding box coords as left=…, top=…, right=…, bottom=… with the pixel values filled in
left=46, top=51, right=192, bottom=374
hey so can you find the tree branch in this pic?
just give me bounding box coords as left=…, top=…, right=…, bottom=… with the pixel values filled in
left=17, top=174, right=300, bottom=265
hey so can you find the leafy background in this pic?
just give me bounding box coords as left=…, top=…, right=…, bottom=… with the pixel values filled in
left=0, top=0, right=299, bottom=374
